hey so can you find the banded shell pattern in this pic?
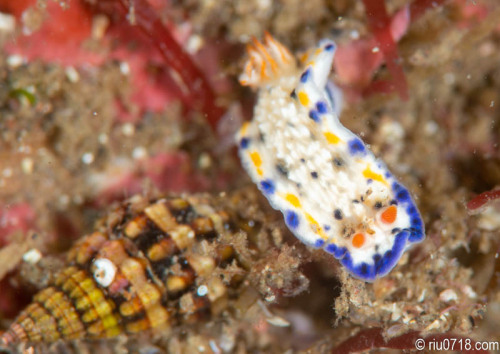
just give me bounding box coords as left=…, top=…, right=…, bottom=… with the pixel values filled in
left=1, top=193, right=293, bottom=346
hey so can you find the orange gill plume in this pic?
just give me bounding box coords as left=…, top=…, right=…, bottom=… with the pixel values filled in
left=0, top=194, right=269, bottom=346
left=239, top=31, right=296, bottom=88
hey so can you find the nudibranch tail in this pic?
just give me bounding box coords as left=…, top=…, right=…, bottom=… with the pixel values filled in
left=237, top=33, right=425, bottom=282
left=239, top=32, right=296, bottom=88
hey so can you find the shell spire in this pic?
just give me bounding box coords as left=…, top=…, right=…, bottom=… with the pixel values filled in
left=239, top=32, right=296, bottom=88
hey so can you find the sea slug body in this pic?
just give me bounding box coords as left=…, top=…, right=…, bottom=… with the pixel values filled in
left=237, top=33, right=425, bottom=281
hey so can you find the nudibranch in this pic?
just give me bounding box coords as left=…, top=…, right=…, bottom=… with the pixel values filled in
left=236, top=33, right=425, bottom=281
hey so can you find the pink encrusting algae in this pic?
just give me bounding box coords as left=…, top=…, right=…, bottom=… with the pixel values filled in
left=2, top=0, right=225, bottom=128
left=87, top=0, right=225, bottom=129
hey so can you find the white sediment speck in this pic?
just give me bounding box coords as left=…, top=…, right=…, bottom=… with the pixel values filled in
left=477, top=205, right=500, bottom=231
left=390, top=303, right=402, bottom=321
left=424, top=120, right=439, bottom=135
left=197, top=285, right=208, bottom=297
left=91, top=14, right=109, bottom=40
left=439, top=289, right=458, bottom=303
left=0, top=12, right=15, bottom=32
left=22, top=248, right=42, bottom=264
left=18, top=145, right=31, bottom=153
left=82, top=152, right=94, bottom=164
left=132, top=146, right=148, bottom=159
left=418, top=289, right=426, bottom=302
left=266, top=315, right=290, bottom=327
left=186, top=34, right=203, bottom=54
left=21, top=157, right=34, bottom=174
left=7, top=55, right=24, bottom=68
left=65, top=66, right=80, bottom=83
left=122, top=123, right=135, bottom=136
left=98, top=133, right=109, bottom=144
left=461, top=285, right=477, bottom=299
left=198, top=152, right=212, bottom=170
left=120, top=61, right=130, bottom=75
left=209, top=340, right=222, bottom=354
left=350, top=30, right=360, bottom=40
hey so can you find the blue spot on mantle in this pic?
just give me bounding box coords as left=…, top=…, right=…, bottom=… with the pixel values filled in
left=309, top=110, right=320, bottom=122
left=325, top=43, right=335, bottom=51
left=240, top=137, right=250, bottom=149
left=285, top=210, right=300, bottom=229
left=314, top=239, right=325, bottom=248
left=348, top=138, right=366, bottom=156
left=300, top=69, right=310, bottom=83
left=260, top=179, right=275, bottom=195
left=316, top=101, right=328, bottom=114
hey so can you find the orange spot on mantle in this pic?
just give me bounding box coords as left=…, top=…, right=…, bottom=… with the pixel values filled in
left=381, top=205, right=397, bottom=224
left=352, top=233, right=365, bottom=248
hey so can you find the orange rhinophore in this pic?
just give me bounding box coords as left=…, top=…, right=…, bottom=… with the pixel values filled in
left=239, top=32, right=295, bottom=88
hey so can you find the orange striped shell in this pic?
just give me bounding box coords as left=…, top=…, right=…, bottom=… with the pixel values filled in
left=1, top=193, right=304, bottom=347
